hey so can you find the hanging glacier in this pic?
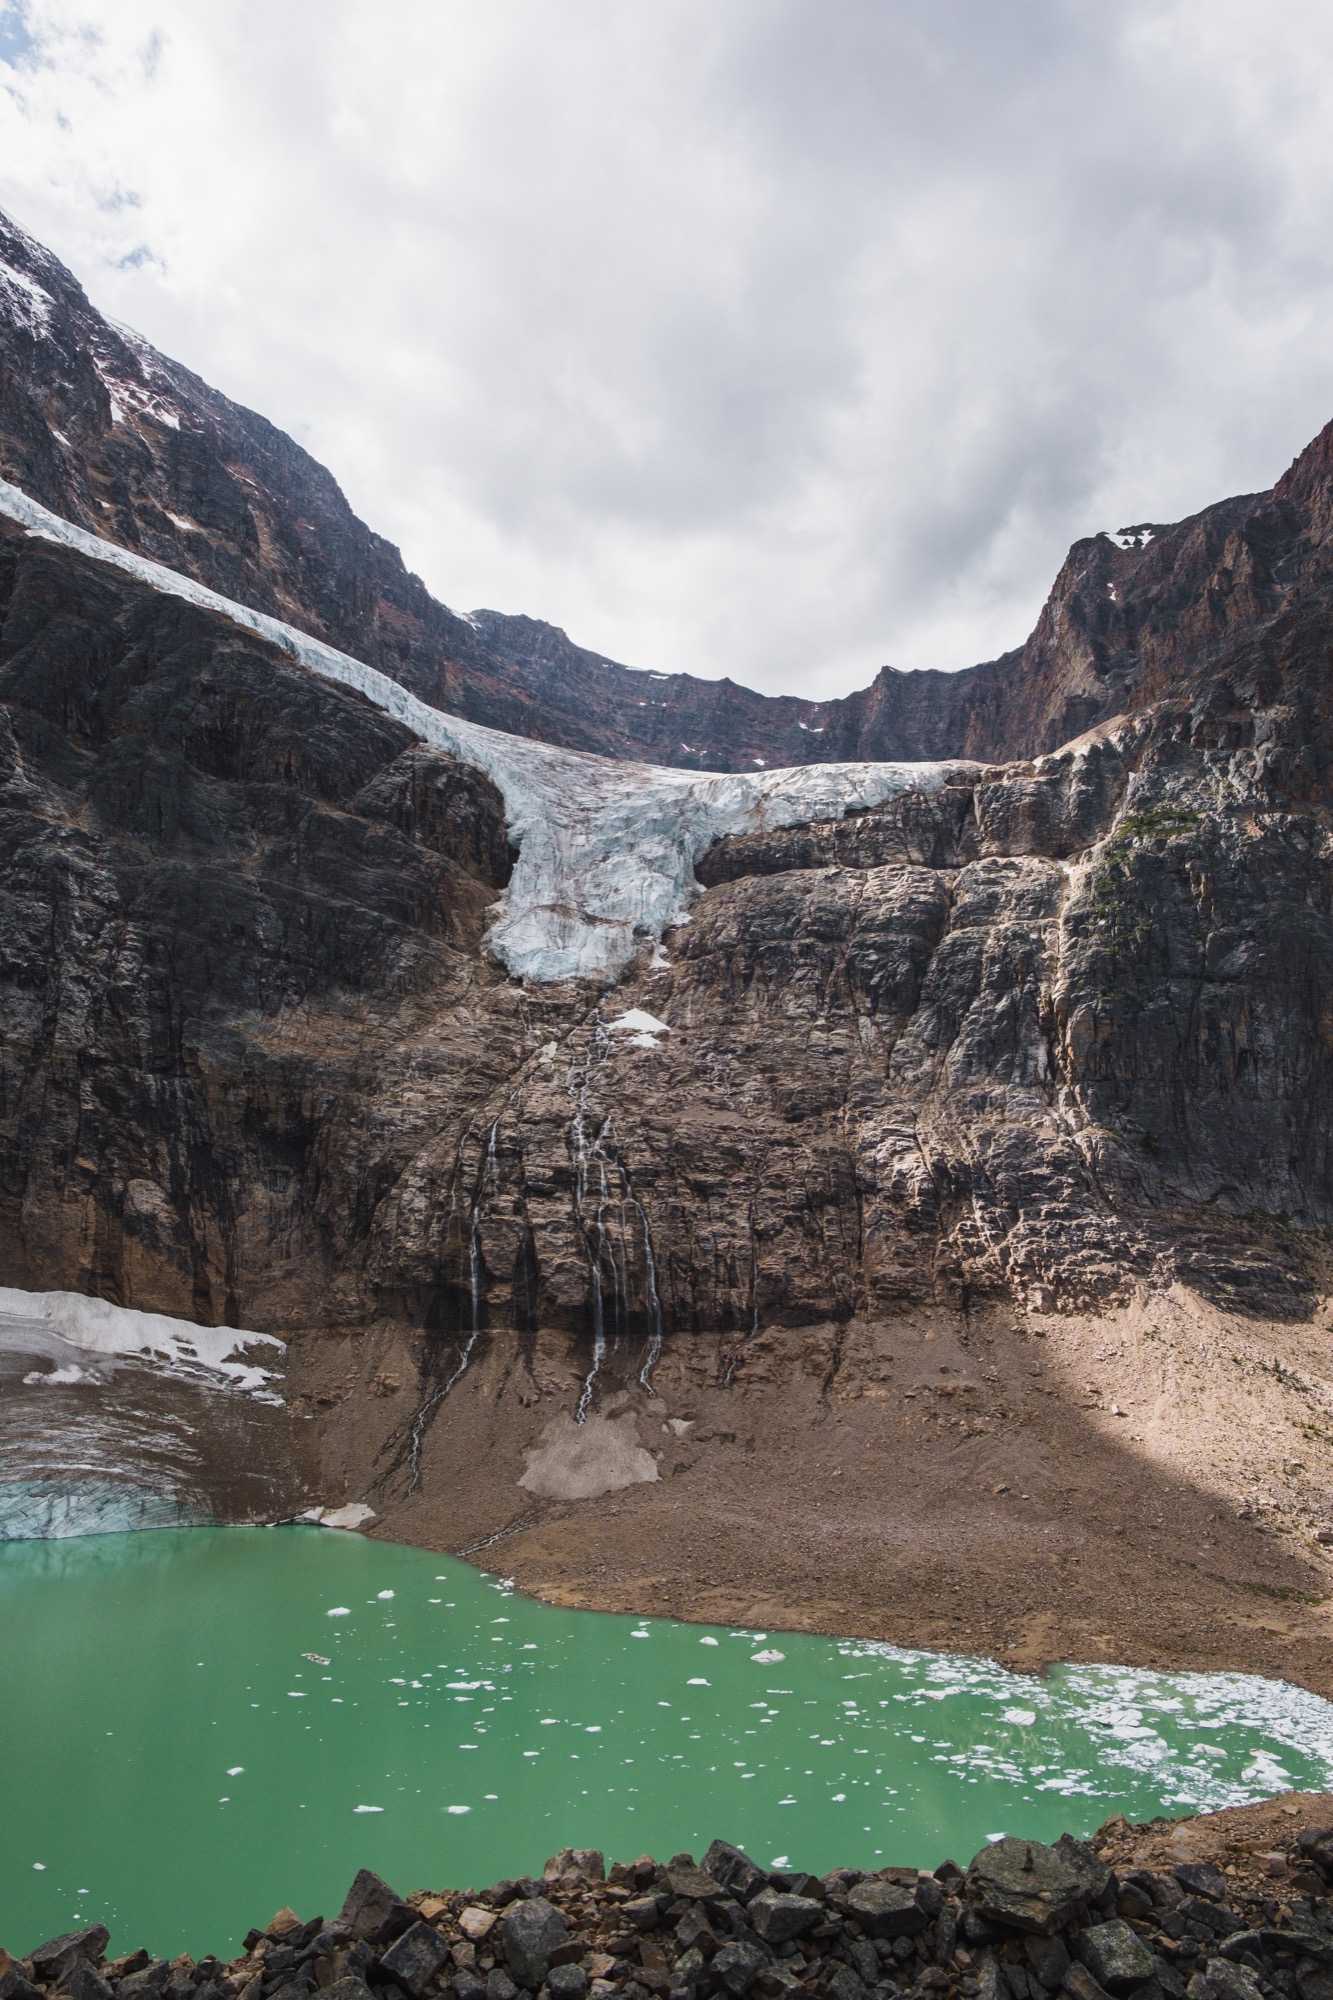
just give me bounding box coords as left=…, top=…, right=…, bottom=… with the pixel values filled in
left=0, top=477, right=984, bottom=984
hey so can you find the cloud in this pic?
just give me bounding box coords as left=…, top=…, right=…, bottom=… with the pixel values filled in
left=1, top=0, right=1332, bottom=697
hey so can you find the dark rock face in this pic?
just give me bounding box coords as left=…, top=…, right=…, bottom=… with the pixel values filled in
left=6, top=482, right=1333, bottom=1393
left=0, top=521, right=517, bottom=1330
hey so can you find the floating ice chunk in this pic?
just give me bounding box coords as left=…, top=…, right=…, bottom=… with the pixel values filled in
left=377, top=1589, right=396, bottom=1600
left=687, top=1677, right=711, bottom=1686
left=353, top=1804, right=384, bottom=1814
left=751, top=1649, right=785, bottom=1664
left=1002, top=1708, right=1037, bottom=1726
left=446, top=1804, right=472, bottom=1815
left=226, top=1765, right=245, bottom=1776
left=327, top=1607, right=352, bottom=1618
left=699, top=1636, right=719, bottom=1646
left=32, top=1861, right=46, bottom=1871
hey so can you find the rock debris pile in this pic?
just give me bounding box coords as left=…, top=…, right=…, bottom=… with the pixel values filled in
left=12, top=1824, right=1333, bottom=2000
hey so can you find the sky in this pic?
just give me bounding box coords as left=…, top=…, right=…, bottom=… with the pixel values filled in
left=1, top=2, right=1331, bottom=698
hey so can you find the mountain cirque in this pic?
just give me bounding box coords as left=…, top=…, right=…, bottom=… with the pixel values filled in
left=4, top=207, right=1333, bottom=1686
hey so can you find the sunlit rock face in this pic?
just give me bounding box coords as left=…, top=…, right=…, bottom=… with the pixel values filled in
left=0, top=1289, right=299, bottom=1540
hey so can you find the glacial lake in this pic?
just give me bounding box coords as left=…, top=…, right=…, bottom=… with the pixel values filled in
left=6, top=1528, right=1333, bottom=1961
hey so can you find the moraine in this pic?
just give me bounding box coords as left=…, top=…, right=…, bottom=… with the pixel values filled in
left=5, top=1529, right=1333, bottom=1960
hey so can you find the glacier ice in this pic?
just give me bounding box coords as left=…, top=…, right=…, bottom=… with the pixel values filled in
left=0, top=478, right=984, bottom=984
left=0, top=1283, right=283, bottom=1397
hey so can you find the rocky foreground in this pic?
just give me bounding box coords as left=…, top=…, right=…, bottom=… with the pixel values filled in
left=11, top=1809, right=1333, bottom=2000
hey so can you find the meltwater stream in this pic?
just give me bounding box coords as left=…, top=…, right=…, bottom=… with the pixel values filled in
left=6, top=1529, right=1333, bottom=1961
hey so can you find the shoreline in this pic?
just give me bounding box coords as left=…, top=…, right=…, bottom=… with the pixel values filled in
left=287, top=1292, right=1333, bottom=1711
left=9, top=1795, right=1333, bottom=1990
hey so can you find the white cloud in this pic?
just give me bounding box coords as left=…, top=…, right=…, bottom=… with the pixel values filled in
left=1, top=0, right=1332, bottom=697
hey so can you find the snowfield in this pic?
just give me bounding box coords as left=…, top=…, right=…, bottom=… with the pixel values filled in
left=0, top=1285, right=284, bottom=1399
left=0, top=478, right=983, bottom=984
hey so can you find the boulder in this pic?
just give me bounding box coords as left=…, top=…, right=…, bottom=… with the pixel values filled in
left=28, top=1931, right=109, bottom=1987
left=543, top=1852, right=605, bottom=1886
left=846, top=1877, right=928, bottom=1940
left=338, top=1871, right=416, bottom=1946
left=1173, top=1868, right=1227, bottom=1904
left=666, top=1868, right=724, bottom=1903
left=378, top=1922, right=452, bottom=1997
left=747, top=1892, right=822, bottom=1945
left=1062, top=1970, right=1111, bottom=2000
left=60, top=1969, right=112, bottom=2000
left=1078, top=1922, right=1156, bottom=1993
left=966, top=1839, right=1110, bottom=1936
left=545, top=1970, right=588, bottom=2000
left=1186, top=1966, right=1264, bottom=2000
left=711, top=1944, right=767, bottom=1997
left=498, top=1898, right=569, bottom=1990
left=702, top=1844, right=768, bottom=1904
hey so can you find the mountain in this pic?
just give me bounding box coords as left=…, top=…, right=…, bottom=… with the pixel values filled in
left=0, top=203, right=1314, bottom=772
left=4, top=204, right=1333, bottom=1687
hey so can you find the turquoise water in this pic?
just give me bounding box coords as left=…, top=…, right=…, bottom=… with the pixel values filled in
left=5, top=1527, right=1333, bottom=1960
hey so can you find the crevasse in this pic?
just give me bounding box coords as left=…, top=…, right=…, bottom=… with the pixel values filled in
left=0, top=478, right=982, bottom=984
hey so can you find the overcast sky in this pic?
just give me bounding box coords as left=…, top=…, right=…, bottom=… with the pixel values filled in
left=1, top=1, right=1331, bottom=696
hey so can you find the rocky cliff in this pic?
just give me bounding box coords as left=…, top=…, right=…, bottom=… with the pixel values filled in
left=1, top=203, right=1320, bottom=773
left=5, top=207, right=1333, bottom=1687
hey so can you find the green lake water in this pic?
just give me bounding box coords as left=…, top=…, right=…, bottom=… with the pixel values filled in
left=6, top=1527, right=1333, bottom=1961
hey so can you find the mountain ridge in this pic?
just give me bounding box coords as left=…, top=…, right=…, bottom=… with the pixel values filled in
left=2, top=199, right=1320, bottom=774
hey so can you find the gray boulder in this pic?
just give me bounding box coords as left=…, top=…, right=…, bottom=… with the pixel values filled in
left=748, top=1891, right=823, bottom=1945
left=378, top=1921, right=452, bottom=1997
left=28, top=1931, right=109, bottom=1987
left=846, top=1877, right=928, bottom=1940
left=338, top=1870, right=416, bottom=1945
left=966, top=1838, right=1110, bottom=1936
left=498, top=1898, right=569, bottom=1990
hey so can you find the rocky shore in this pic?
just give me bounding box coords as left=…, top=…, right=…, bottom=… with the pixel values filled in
left=10, top=1804, right=1333, bottom=2000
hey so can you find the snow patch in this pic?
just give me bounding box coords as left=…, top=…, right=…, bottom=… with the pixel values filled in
left=1104, top=526, right=1156, bottom=551
left=0, top=1284, right=282, bottom=1399
left=0, top=478, right=984, bottom=985
left=0, top=259, right=54, bottom=336
left=299, top=1502, right=377, bottom=1531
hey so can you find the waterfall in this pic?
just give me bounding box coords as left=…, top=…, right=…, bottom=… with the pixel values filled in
left=401, top=1118, right=500, bottom=1492
left=633, top=1199, right=665, bottom=1391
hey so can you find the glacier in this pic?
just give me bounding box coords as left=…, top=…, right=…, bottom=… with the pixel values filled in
left=0, top=478, right=983, bottom=984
